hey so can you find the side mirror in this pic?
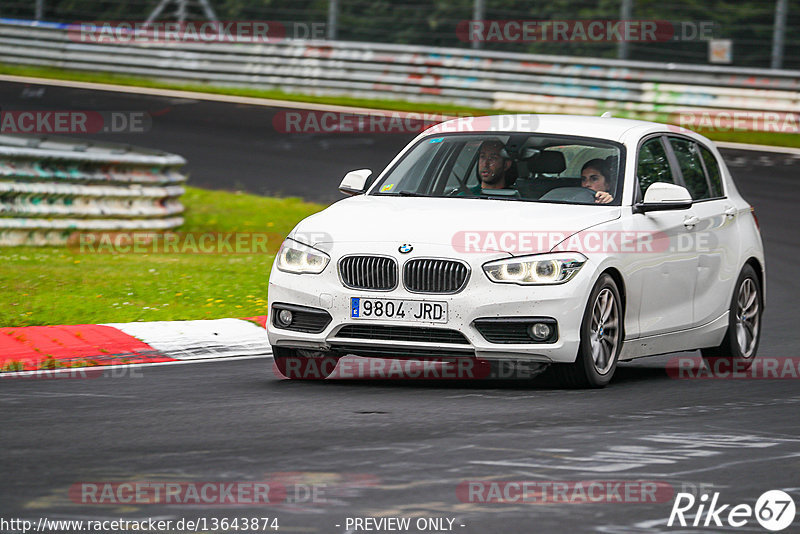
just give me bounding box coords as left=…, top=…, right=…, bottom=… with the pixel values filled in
left=634, top=182, right=693, bottom=213
left=339, top=169, right=372, bottom=196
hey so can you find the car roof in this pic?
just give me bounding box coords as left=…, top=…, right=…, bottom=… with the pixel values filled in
left=428, top=114, right=710, bottom=145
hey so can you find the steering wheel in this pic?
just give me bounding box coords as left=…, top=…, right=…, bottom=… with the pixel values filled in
left=447, top=184, right=473, bottom=196
left=445, top=170, right=475, bottom=196
left=539, top=187, right=598, bottom=204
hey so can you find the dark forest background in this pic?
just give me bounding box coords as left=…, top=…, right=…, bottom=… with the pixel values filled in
left=3, top=0, right=798, bottom=69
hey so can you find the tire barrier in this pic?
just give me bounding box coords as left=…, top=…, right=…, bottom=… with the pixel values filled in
left=0, top=133, right=186, bottom=245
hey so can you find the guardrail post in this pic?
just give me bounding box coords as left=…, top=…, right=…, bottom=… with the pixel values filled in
left=471, top=0, right=485, bottom=50
left=617, top=0, right=633, bottom=60
left=771, top=0, right=788, bottom=69
left=146, top=0, right=218, bottom=25
left=328, top=0, right=338, bottom=40
left=34, top=0, right=45, bottom=21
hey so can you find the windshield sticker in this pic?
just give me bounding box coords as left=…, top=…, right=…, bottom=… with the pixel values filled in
left=429, top=138, right=444, bottom=143
left=380, top=183, right=395, bottom=192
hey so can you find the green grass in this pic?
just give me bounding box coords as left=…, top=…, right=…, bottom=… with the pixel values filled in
left=686, top=129, right=800, bottom=148
left=0, top=187, right=326, bottom=327
left=5, top=62, right=799, bottom=148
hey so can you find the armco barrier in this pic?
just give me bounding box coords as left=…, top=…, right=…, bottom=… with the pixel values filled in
left=1, top=18, right=799, bottom=130
left=0, top=134, right=185, bottom=245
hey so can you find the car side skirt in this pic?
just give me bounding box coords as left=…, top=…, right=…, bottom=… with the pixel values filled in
left=619, top=311, right=729, bottom=361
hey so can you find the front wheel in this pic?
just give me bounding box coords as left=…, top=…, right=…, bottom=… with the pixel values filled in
left=272, top=347, right=341, bottom=380
left=701, top=264, right=762, bottom=370
left=545, top=273, right=623, bottom=388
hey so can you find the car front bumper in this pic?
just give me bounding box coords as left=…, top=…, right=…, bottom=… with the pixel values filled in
left=266, top=253, right=594, bottom=364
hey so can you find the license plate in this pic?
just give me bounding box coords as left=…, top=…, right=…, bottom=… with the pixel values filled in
left=350, top=297, right=448, bottom=323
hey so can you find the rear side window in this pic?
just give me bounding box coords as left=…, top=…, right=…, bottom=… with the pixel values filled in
left=699, top=145, right=724, bottom=197
left=637, top=137, right=674, bottom=199
left=669, top=137, right=709, bottom=200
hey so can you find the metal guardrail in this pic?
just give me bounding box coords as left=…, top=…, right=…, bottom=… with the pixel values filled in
left=0, top=133, right=185, bottom=245
left=1, top=18, right=799, bottom=128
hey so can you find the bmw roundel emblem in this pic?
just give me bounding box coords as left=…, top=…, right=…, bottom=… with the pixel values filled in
left=399, top=244, right=413, bottom=254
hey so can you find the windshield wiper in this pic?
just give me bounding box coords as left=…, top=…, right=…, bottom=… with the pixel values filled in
left=396, top=190, right=425, bottom=197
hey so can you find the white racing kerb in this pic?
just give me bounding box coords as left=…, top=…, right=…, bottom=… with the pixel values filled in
left=103, top=318, right=271, bottom=360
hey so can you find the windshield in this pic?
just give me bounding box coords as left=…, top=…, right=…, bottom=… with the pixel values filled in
left=371, top=133, right=624, bottom=205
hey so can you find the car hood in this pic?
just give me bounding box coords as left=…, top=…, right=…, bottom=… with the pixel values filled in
left=291, top=196, right=621, bottom=255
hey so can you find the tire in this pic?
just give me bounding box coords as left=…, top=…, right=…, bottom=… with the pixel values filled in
left=272, top=347, right=341, bottom=380
left=701, top=264, right=762, bottom=371
left=546, top=273, right=624, bottom=388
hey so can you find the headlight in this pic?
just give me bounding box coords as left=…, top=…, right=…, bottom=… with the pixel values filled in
left=276, top=238, right=330, bottom=274
left=483, top=252, right=587, bottom=285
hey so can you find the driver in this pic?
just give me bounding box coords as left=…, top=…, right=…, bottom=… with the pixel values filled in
left=473, top=139, right=512, bottom=192
left=580, top=159, right=614, bottom=204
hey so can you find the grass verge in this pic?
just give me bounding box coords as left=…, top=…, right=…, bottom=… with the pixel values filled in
left=0, top=187, right=326, bottom=326
left=3, top=63, right=799, bottom=149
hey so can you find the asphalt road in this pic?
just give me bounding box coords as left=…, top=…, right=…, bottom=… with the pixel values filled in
left=0, top=80, right=412, bottom=203
left=1, top=79, right=800, bottom=533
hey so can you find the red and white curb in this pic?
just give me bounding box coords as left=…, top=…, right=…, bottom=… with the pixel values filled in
left=105, top=318, right=271, bottom=360
left=0, top=316, right=271, bottom=373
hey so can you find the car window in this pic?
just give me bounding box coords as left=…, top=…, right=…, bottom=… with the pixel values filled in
left=374, top=138, right=441, bottom=194
left=699, top=145, right=724, bottom=197
left=371, top=133, right=623, bottom=205
left=637, top=137, right=674, bottom=199
left=443, top=139, right=481, bottom=190
left=669, top=137, right=710, bottom=200
left=560, top=146, right=618, bottom=176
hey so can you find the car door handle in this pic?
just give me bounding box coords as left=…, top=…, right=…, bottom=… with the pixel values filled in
left=724, top=206, right=737, bottom=218
left=683, top=215, right=700, bottom=229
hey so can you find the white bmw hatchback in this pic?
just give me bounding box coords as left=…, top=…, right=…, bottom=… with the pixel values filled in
left=267, top=115, right=765, bottom=387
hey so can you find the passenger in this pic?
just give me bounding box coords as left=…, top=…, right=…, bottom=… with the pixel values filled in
left=581, top=159, right=614, bottom=204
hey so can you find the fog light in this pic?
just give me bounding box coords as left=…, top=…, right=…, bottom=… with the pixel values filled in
left=277, top=309, right=293, bottom=326
left=528, top=323, right=552, bottom=341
